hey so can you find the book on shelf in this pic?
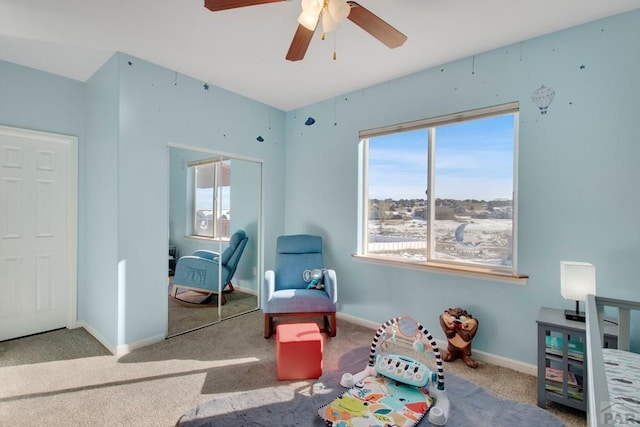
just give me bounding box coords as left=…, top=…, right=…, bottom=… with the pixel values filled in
left=545, top=367, right=584, bottom=399
left=545, top=347, right=584, bottom=360
left=545, top=383, right=584, bottom=400
left=545, top=367, right=578, bottom=386
left=545, top=335, right=584, bottom=360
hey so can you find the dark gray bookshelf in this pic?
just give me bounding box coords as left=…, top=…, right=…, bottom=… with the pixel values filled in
left=536, top=307, right=617, bottom=412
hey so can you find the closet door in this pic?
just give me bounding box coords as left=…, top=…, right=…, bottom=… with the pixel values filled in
left=0, top=126, right=77, bottom=341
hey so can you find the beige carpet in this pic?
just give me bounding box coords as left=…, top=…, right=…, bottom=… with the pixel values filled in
left=0, top=311, right=585, bottom=426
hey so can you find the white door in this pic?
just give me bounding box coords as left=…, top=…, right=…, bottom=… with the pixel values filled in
left=0, top=126, right=77, bottom=341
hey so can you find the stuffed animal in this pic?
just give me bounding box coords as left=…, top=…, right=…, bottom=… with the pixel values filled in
left=439, top=307, right=479, bottom=368
left=303, top=268, right=325, bottom=290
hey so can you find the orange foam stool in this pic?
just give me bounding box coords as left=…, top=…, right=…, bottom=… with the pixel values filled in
left=276, top=323, right=323, bottom=381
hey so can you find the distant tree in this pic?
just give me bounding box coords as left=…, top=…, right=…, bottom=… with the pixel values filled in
left=377, top=199, right=393, bottom=232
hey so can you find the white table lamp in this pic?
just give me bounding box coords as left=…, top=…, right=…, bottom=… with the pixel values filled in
left=560, top=261, right=596, bottom=322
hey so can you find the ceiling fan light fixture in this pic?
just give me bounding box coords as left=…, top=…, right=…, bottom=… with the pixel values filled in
left=301, top=0, right=323, bottom=12
left=328, top=0, right=350, bottom=22
left=298, top=11, right=319, bottom=30
left=285, top=0, right=407, bottom=62
left=322, top=0, right=350, bottom=33
left=322, top=9, right=339, bottom=32
left=298, top=0, right=323, bottom=30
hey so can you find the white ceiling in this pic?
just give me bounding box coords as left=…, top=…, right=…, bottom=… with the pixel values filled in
left=0, top=0, right=638, bottom=111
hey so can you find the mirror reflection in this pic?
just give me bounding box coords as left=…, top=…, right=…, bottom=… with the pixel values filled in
left=167, top=146, right=261, bottom=336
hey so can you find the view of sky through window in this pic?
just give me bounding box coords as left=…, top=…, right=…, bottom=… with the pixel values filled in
left=369, top=114, right=514, bottom=202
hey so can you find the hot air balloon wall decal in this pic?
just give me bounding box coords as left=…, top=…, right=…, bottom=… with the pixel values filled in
left=532, top=85, right=555, bottom=115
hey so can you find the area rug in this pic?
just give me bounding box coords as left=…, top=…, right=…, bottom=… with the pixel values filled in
left=177, top=347, right=564, bottom=427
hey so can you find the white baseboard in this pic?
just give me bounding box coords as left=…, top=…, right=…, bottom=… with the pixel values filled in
left=79, top=310, right=535, bottom=375
left=75, top=321, right=165, bottom=357
left=233, top=283, right=257, bottom=296
left=114, top=333, right=165, bottom=357
left=336, top=312, right=536, bottom=376
left=75, top=320, right=117, bottom=355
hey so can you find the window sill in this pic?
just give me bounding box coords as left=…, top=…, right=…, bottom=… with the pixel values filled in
left=351, top=254, right=529, bottom=285
left=184, top=235, right=229, bottom=243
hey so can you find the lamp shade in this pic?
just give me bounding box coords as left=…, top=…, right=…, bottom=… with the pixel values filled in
left=560, top=261, right=596, bottom=301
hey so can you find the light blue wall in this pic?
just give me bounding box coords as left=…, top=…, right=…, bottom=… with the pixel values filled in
left=0, top=54, right=286, bottom=350
left=114, top=53, right=285, bottom=344
left=230, top=158, right=262, bottom=291
left=282, top=10, right=640, bottom=364
left=83, top=55, right=120, bottom=346
left=0, top=60, right=84, bottom=135
left=2, top=9, right=638, bottom=362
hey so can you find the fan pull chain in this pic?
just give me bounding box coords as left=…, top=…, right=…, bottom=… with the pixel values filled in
left=333, top=33, right=337, bottom=61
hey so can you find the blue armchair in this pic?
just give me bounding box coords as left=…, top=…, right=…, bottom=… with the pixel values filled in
left=262, top=234, right=337, bottom=338
left=172, top=229, right=248, bottom=305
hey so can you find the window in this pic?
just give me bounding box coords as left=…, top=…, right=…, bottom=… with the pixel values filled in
left=189, top=158, right=230, bottom=239
left=358, top=103, right=520, bottom=276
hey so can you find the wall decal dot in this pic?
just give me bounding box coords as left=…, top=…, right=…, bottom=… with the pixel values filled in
left=128, top=61, right=133, bottom=66
left=203, top=83, right=209, bottom=90
left=305, top=117, right=316, bottom=126
left=579, top=65, right=586, bottom=70
left=256, top=136, right=264, bottom=142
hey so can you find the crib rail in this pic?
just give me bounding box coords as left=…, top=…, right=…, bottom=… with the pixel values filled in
left=585, top=294, right=640, bottom=427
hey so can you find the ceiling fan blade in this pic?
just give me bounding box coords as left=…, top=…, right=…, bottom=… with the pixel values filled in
left=286, top=24, right=317, bottom=62
left=346, top=1, right=407, bottom=49
left=204, top=0, right=285, bottom=12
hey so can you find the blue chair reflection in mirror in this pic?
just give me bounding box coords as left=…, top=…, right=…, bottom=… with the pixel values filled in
left=263, top=234, right=337, bottom=338
left=172, top=230, right=248, bottom=306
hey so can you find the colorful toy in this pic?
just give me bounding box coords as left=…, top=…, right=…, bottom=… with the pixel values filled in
left=319, top=316, right=450, bottom=426
left=320, top=375, right=433, bottom=426
left=439, top=307, right=479, bottom=369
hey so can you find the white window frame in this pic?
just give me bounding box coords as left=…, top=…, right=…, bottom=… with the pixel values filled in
left=188, top=158, right=230, bottom=240
left=356, top=102, right=527, bottom=283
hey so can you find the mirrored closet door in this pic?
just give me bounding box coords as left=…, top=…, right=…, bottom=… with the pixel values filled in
left=167, top=145, right=262, bottom=336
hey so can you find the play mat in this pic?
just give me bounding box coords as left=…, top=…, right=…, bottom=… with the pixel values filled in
left=317, top=316, right=450, bottom=426
left=318, top=374, right=433, bottom=426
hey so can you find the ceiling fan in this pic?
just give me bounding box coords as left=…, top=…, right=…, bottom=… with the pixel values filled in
left=204, top=0, right=407, bottom=61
